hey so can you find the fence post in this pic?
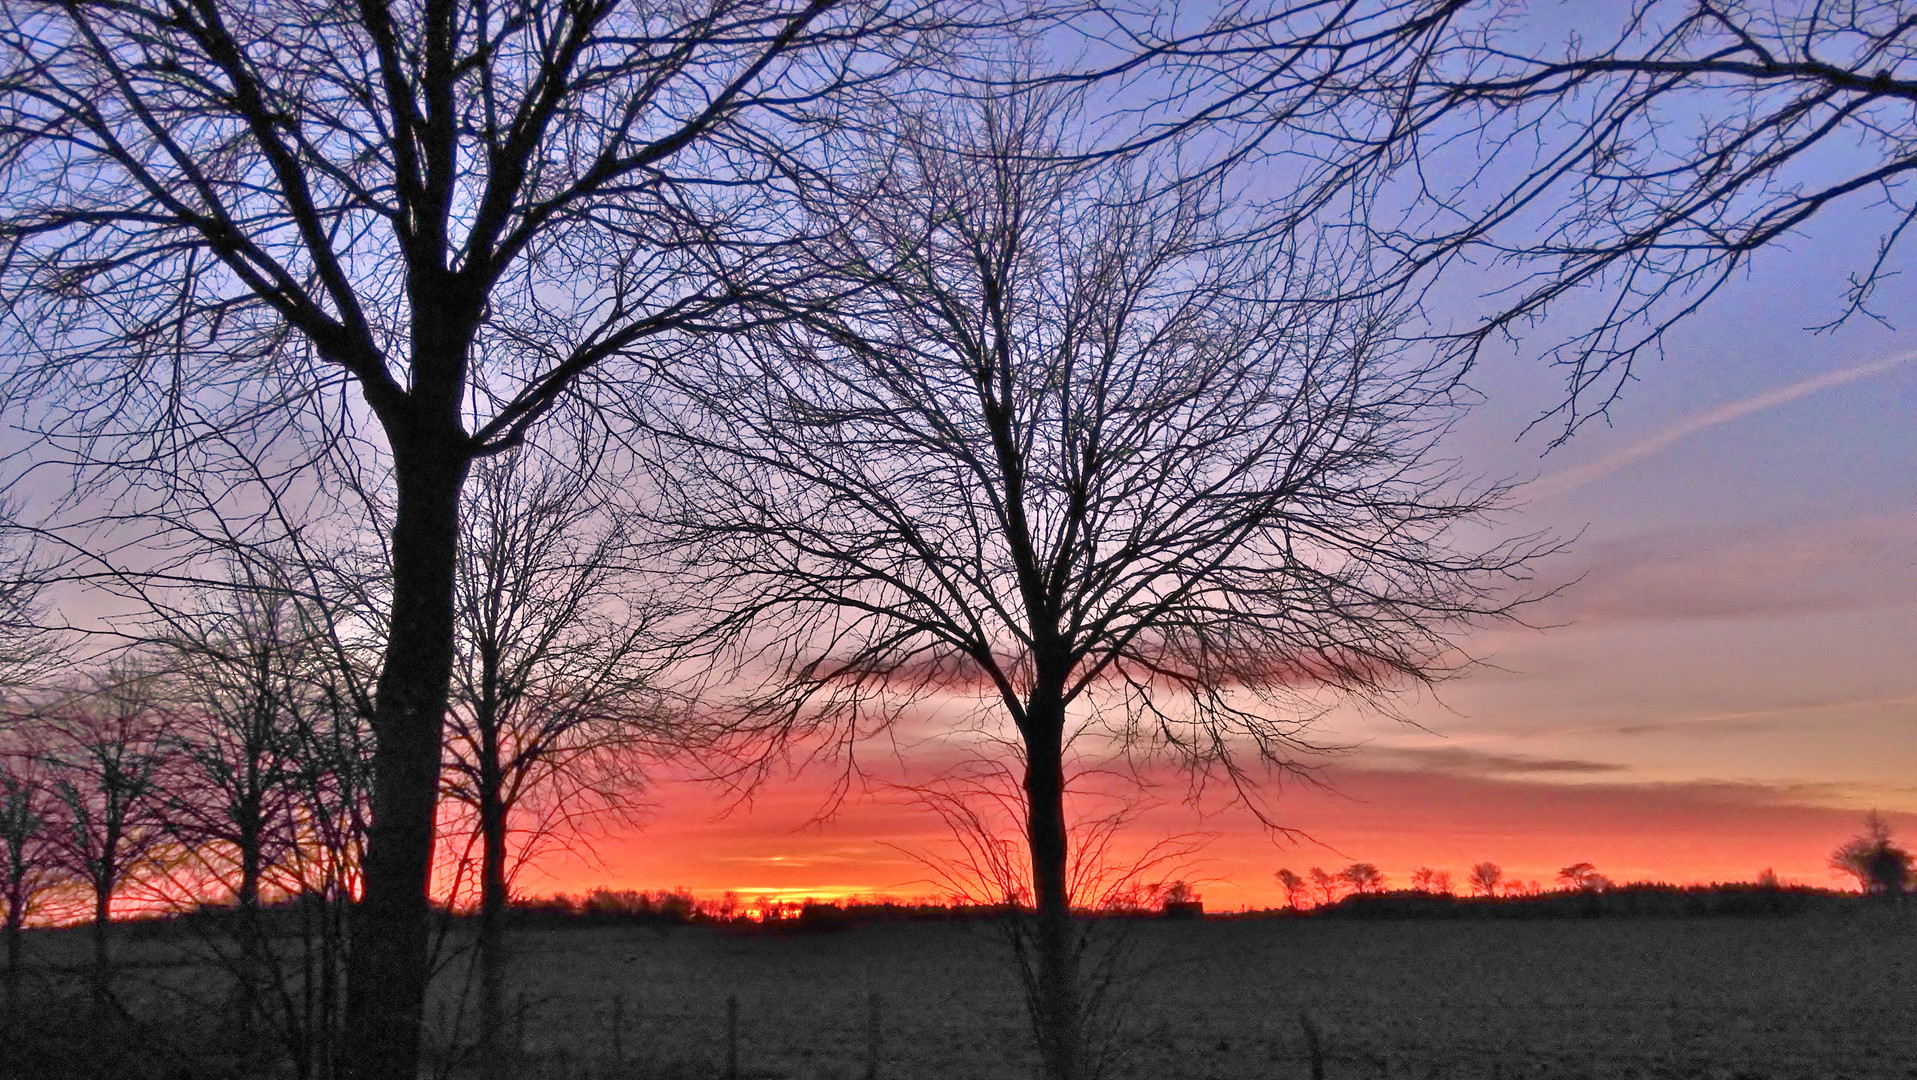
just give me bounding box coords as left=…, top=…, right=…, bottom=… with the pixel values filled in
left=516, top=992, right=530, bottom=1055
left=864, top=991, right=882, bottom=1080
left=725, top=994, right=740, bottom=1080
left=1299, top=1011, right=1324, bottom=1080
left=610, top=993, right=624, bottom=1066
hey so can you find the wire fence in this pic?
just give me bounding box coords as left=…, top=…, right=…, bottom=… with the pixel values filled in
left=453, top=988, right=1917, bottom=1080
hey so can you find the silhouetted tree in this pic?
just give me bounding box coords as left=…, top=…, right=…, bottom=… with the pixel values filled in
left=144, top=548, right=380, bottom=1072
left=1341, top=863, right=1385, bottom=895
left=1409, top=866, right=1452, bottom=895
left=0, top=515, right=53, bottom=692
left=1413, top=1, right=1917, bottom=435
left=443, top=443, right=672, bottom=1073
left=160, top=569, right=338, bottom=914
left=1274, top=868, right=1306, bottom=910
left=0, top=741, right=62, bottom=1017
left=647, top=80, right=1544, bottom=1080
left=39, top=678, right=176, bottom=1014
left=1308, top=866, right=1342, bottom=907
left=0, top=1, right=981, bottom=1074
left=1557, top=862, right=1611, bottom=892
left=25, top=448, right=383, bottom=1077
left=1116, top=2, right=1917, bottom=437
left=1467, top=861, right=1502, bottom=897
left=1832, top=811, right=1913, bottom=895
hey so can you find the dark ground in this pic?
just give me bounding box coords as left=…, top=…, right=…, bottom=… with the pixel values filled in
left=7, top=907, right=1914, bottom=1078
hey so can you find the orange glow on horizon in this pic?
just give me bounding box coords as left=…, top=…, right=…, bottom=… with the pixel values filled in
left=526, top=757, right=1905, bottom=910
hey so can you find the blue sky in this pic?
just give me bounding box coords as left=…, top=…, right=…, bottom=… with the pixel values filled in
left=565, top=232, right=1917, bottom=904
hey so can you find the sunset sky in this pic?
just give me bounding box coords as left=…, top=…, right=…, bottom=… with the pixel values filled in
left=536, top=201, right=1917, bottom=911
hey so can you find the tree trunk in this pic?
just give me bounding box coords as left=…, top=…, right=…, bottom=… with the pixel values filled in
left=477, top=714, right=509, bottom=1080
left=1021, top=687, right=1083, bottom=1080
left=343, top=438, right=470, bottom=1080
left=90, top=875, right=112, bottom=1020
left=239, top=813, right=262, bottom=911
left=231, top=809, right=266, bottom=1035
left=4, top=899, right=21, bottom=1017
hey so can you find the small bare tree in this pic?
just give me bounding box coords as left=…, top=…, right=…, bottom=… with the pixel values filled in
left=142, top=547, right=381, bottom=1073
left=442, top=443, right=672, bottom=1072
left=644, top=83, right=1546, bottom=1080
left=14, top=441, right=383, bottom=1076
left=0, top=741, right=63, bottom=1016
left=1409, top=866, right=1451, bottom=894
left=1556, top=861, right=1611, bottom=892
left=1467, top=860, right=1502, bottom=898
left=1307, top=866, right=1342, bottom=907
left=1274, top=867, right=1306, bottom=909
left=159, top=569, right=342, bottom=915
left=38, top=677, right=176, bottom=1014
left=1341, top=862, right=1385, bottom=895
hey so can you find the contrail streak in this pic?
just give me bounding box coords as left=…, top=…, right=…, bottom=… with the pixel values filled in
left=1531, top=351, right=1916, bottom=500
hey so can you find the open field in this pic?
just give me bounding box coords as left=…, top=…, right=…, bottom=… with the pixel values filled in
left=10, top=908, right=1917, bottom=1079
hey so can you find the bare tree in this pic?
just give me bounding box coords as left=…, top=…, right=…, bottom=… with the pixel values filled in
left=442, top=442, right=671, bottom=1072
left=37, top=677, right=176, bottom=1014
left=1556, top=861, right=1611, bottom=892
left=0, top=740, right=63, bottom=1017
left=159, top=567, right=340, bottom=914
left=1467, top=860, right=1502, bottom=898
left=0, top=0, right=983, bottom=1072
left=643, top=83, right=1545, bottom=1080
left=1119, top=1, right=1917, bottom=436
left=1340, top=862, right=1385, bottom=895
left=1307, top=866, right=1341, bottom=907
left=138, top=546, right=383, bottom=1076
left=1409, top=865, right=1451, bottom=894
left=1405, top=1, right=1917, bottom=435
left=11, top=436, right=383, bottom=1075
left=1274, top=867, right=1306, bottom=909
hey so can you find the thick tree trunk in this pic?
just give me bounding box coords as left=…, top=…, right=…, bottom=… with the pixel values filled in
left=477, top=715, right=510, bottom=1080
left=4, top=901, right=21, bottom=1016
left=90, top=876, right=112, bottom=1020
left=342, top=440, right=470, bottom=1080
left=1021, top=688, right=1083, bottom=1080
left=239, top=814, right=262, bottom=911
left=230, top=810, right=267, bottom=1035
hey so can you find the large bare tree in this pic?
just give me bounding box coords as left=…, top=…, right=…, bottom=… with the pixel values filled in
left=0, top=0, right=978, bottom=1073
left=1097, top=0, right=1917, bottom=435
left=1428, top=0, right=1917, bottom=434
left=642, top=86, right=1545, bottom=1080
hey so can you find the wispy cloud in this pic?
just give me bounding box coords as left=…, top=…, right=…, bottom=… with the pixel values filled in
left=1360, top=744, right=1630, bottom=777
left=1531, top=351, right=1916, bottom=500
left=1539, top=511, right=1917, bottom=623
left=1549, top=694, right=1917, bottom=740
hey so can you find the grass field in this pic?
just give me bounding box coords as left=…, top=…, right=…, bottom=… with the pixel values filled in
left=482, top=910, right=1917, bottom=1079
left=12, top=908, right=1917, bottom=1079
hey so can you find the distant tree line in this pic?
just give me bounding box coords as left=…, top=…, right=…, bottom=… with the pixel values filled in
left=0, top=445, right=665, bottom=1078
left=1272, top=813, right=1917, bottom=914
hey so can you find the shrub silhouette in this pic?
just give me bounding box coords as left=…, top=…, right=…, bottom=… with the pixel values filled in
left=1831, top=812, right=1914, bottom=896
